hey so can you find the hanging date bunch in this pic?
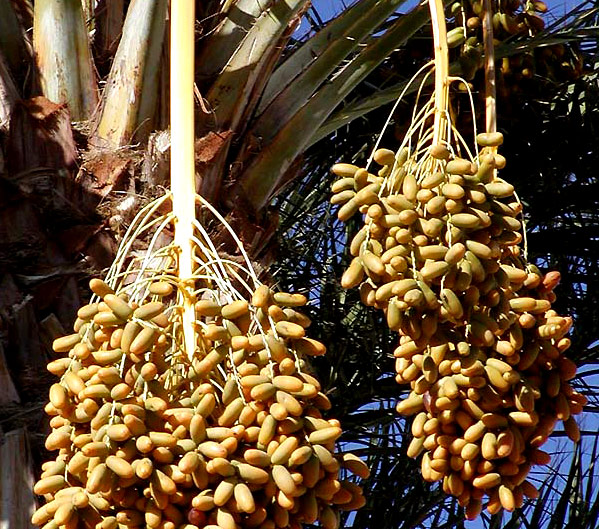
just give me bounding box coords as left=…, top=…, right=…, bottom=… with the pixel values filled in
left=33, top=194, right=367, bottom=529
left=32, top=4, right=367, bottom=529
left=329, top=0, right=583, bottom=519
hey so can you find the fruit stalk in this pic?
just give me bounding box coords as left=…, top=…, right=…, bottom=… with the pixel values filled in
left=482, top=0, right=497, bottom=136
left=428, top=0, right=449, bottom=145
left=171, top=0, right=197, bottom=361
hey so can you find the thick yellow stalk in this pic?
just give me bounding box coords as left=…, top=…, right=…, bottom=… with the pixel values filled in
left=482, top=0, right=497, bottom=136
left=428, top=0, right=449, bottom=146
left=171, top=0, right=197, bottom=362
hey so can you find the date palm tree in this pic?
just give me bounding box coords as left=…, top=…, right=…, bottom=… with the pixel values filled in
left=0, top=0, right=597, bottom=528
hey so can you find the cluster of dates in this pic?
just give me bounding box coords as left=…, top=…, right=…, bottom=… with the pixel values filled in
left=33, top=278, right=367, bottom=529
left=330, top=132, right=584, bottom=517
